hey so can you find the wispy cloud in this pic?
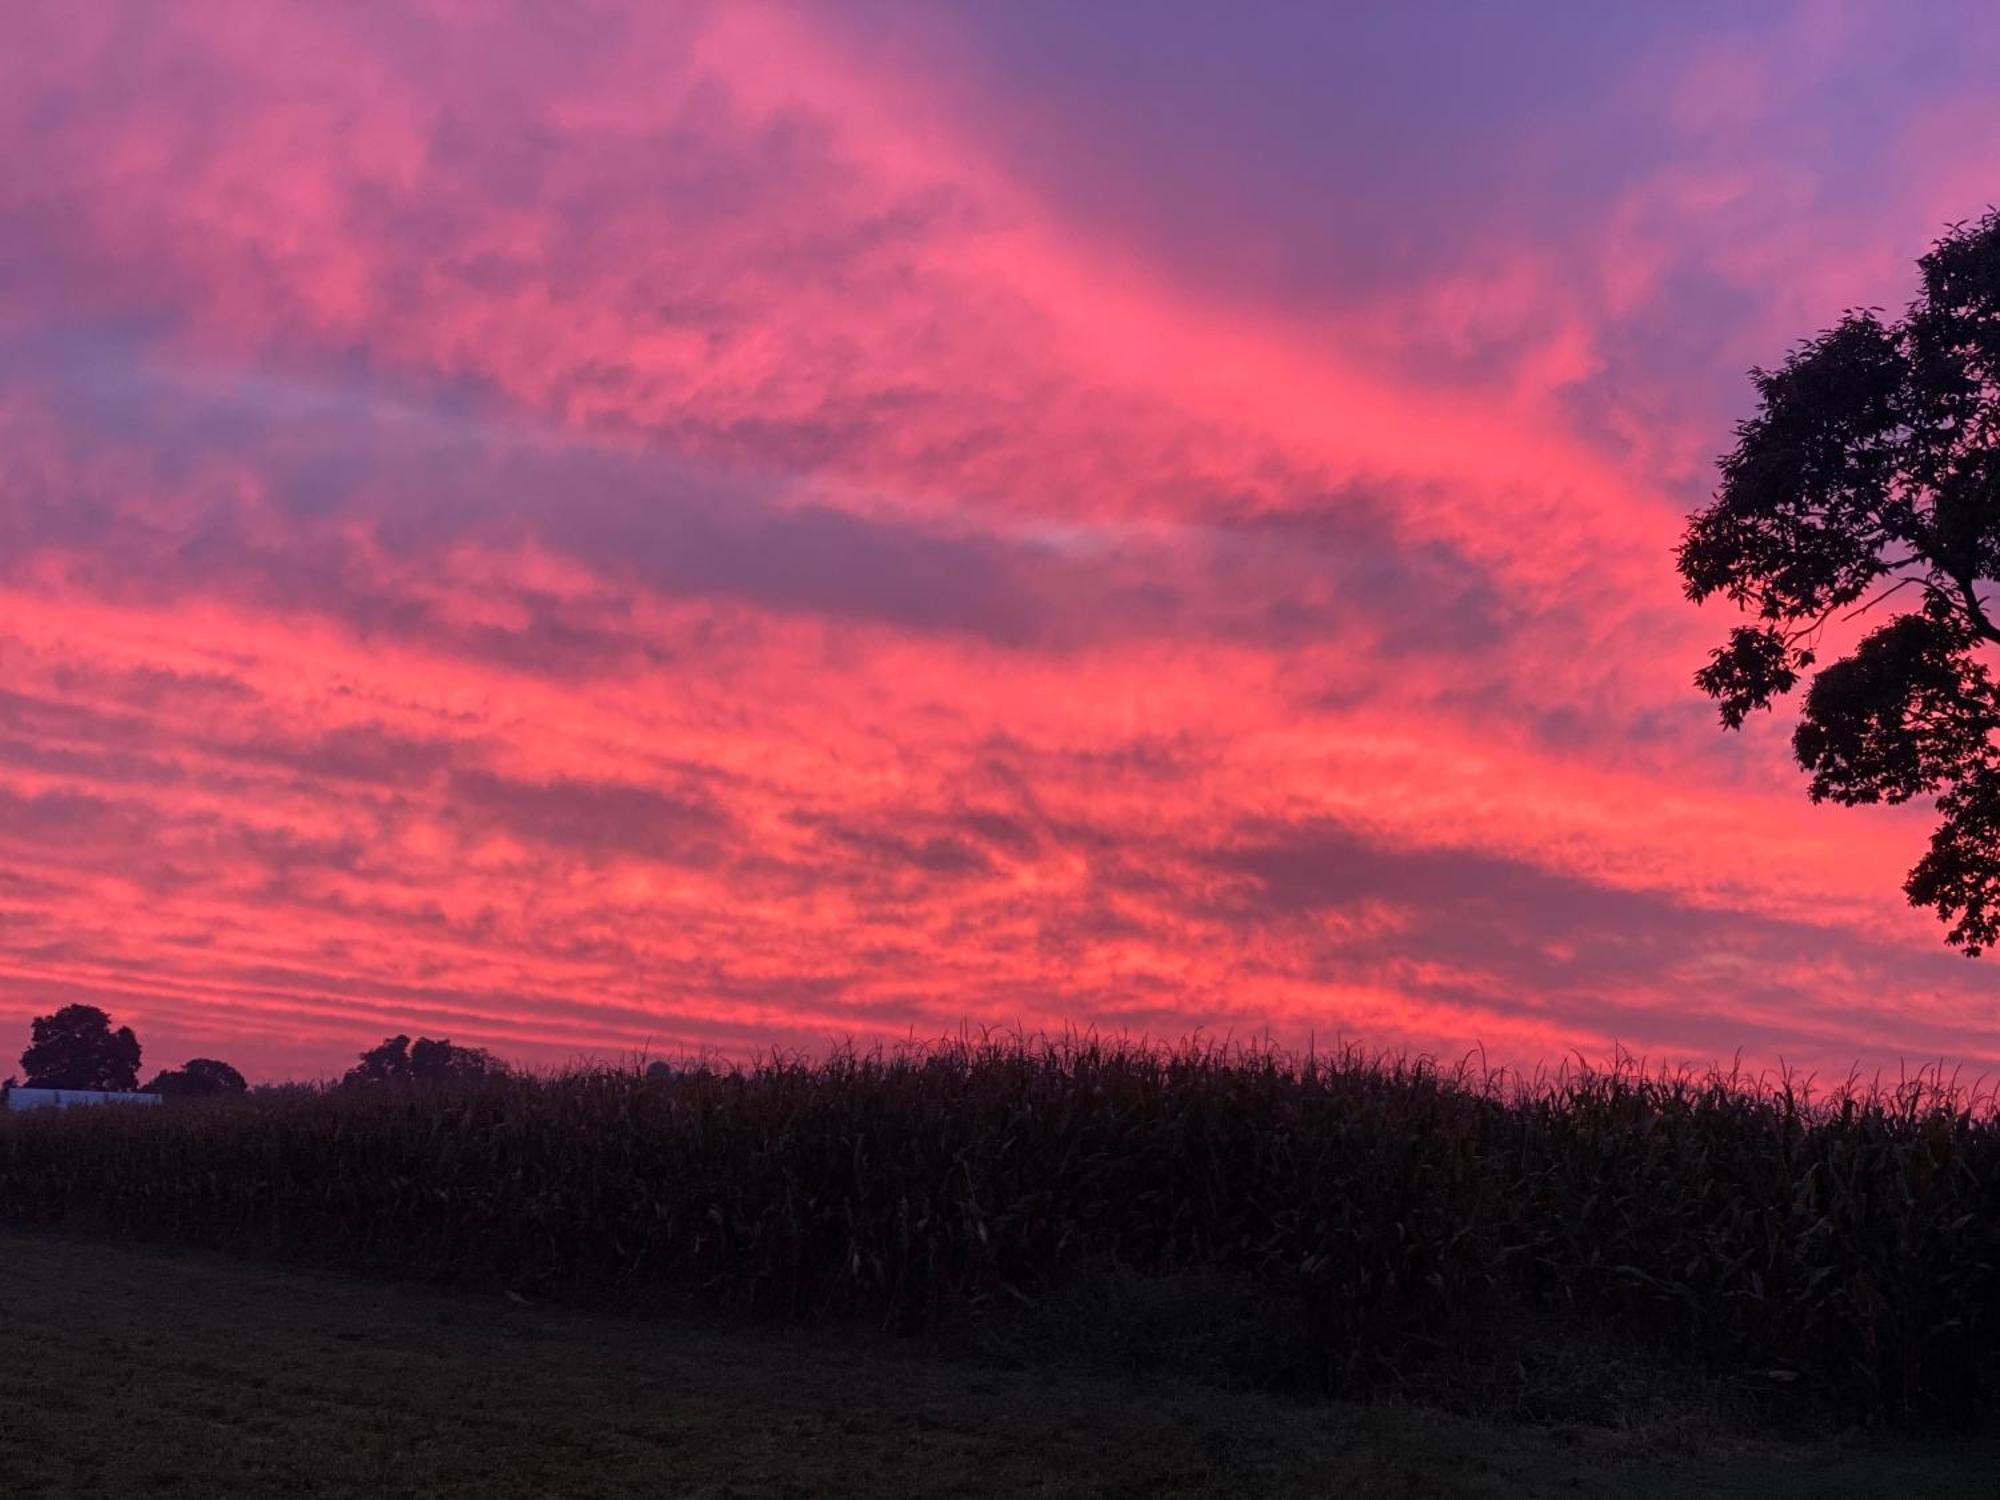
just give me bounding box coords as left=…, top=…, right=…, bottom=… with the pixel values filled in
left=1, top=2, right=1997, bottom=1080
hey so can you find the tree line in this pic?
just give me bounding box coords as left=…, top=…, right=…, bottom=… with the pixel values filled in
left=2, top=1003, right=504, bottom=1097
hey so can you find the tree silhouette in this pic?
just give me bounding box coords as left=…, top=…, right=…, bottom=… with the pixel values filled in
left=409, top=1036, right=503, bottom=1083
left=19, top=1004, right=142, bottom=1090
left=1679, top=208, right=2000, bottom=951
left=343, top=1033, right=414, bottom=1086
left=144, top=1058, right=248, bottom=1098
left=342, top=1034, right=505, bottom=1087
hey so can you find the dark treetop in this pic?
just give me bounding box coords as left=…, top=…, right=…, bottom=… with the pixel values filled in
left=1679, top=209, right=2000, bottom=951
left=341, top=1034, right=506, bottom=1088
left=19, top=1003, right=142, bottom=1091
left=144, top=1058, right=249, bottom=1098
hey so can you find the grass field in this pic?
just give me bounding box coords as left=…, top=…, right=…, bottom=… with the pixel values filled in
left=1, top=1233, right=1995, bottom=1498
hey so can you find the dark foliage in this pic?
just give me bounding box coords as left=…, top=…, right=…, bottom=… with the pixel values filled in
left=144, top=1058, right=249, bottom=1099
left=0, top=1038, right=1995, bottom=1427
left=18, top=1005, right=141, bottom=1092
left=341, top=1034, right=506, bottom=1088
left=1678, top=208, right=2000, bottom=950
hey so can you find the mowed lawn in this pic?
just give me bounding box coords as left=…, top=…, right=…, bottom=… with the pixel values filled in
left=0, top=1234, right=1992, bottom=1498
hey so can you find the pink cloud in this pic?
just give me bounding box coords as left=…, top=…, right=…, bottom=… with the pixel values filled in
left=2, top=2, right=1998, bottom=1083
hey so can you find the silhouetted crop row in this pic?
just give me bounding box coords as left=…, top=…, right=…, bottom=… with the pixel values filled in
left=2, top=1038, right=1995, bottom=1424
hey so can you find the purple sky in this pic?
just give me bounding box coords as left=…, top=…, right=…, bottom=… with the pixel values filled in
left=3, top=2, right=2000, bottom=1080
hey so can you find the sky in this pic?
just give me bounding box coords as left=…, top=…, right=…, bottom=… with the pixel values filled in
left=4, top=1, right=2000, bottom=1083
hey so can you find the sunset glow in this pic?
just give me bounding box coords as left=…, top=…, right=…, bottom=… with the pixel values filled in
left=6, top=2, right=2000, bottom=1080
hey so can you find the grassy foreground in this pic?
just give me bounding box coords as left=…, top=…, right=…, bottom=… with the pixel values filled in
left=2, top=1233, right=1995, bottom=1498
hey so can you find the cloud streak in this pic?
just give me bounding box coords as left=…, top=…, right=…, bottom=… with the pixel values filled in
left=2, top=2, right=1998, bottom=1081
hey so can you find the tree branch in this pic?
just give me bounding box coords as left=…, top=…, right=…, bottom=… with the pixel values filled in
left=1952, top=572, right=2000, bottom=645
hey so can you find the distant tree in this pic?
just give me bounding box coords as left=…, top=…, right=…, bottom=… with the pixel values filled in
left=19, top=1004, right=142, bottom=1091
left=344, top=1033, right=415, bottom=1086
left=409, top=1036, right=503, bottom=1083
left=1679, top=208, right=2000, bottom=951
left=144, top=1058, right=248, bottom=1098
left=342, top=1034, right=505, bottom=1087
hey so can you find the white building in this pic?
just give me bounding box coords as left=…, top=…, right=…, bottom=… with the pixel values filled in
left=2, top=1087, right=163, bottom=1112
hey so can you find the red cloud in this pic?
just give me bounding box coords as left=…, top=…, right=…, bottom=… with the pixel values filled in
left=1, top=3, right=1997, bottom=1082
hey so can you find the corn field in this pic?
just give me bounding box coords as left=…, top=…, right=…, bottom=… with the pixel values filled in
left=2, top=1038, right=1995, bottom=1423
